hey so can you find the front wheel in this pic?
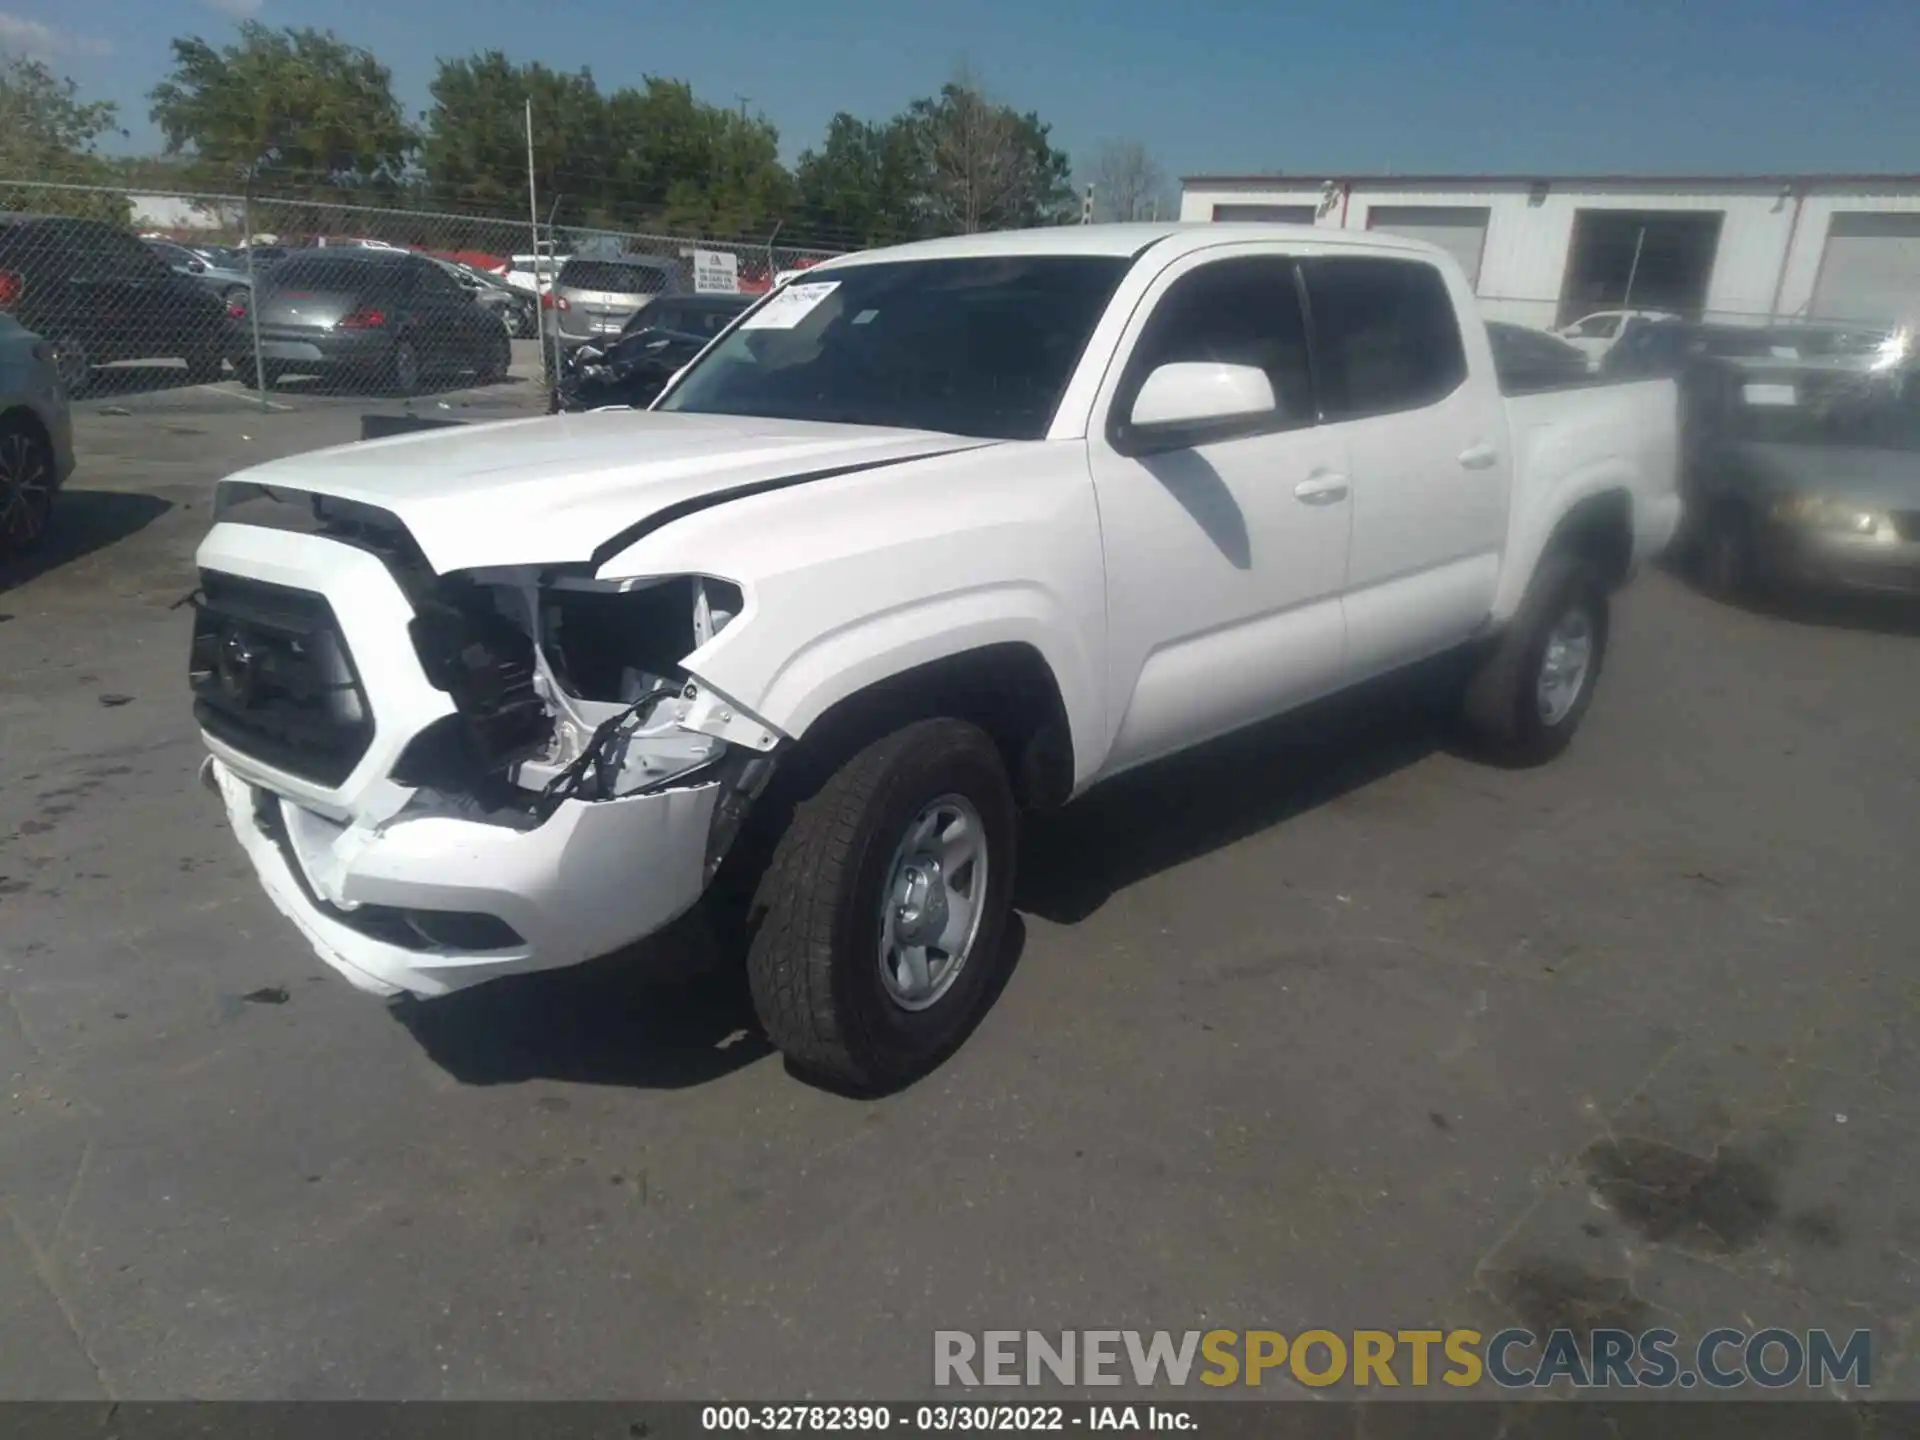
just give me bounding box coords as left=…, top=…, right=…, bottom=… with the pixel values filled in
left=1459, top=553, right=1610, bottom=766
left=745, top=718, right=1017, bottom=1091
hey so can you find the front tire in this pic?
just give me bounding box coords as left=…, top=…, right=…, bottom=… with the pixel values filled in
left=745, top=718, right=1017, bottom=1091
left=1459, top=553, right=1610, bottom=766
left=0, top=416, right=56, bottom=556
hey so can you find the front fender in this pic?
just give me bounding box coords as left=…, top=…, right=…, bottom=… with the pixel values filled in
left=698, top=582, right=1104, bottom=789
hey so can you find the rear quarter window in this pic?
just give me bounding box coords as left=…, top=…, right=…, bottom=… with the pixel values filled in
left=1302, top=256, right=1468, bottom=418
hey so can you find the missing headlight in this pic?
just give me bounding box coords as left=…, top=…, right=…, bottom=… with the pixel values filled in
left=542, top=576, right=742, bottom=703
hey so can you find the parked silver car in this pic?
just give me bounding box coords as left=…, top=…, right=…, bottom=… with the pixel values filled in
left=145, top=238, right=255, bottom=312
left=548, top=255, right=689, bottom=345
left=0, top=313, right=76, bottom=556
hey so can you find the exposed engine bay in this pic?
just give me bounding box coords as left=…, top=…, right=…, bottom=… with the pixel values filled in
left=204, top=485, right=782, bottom=875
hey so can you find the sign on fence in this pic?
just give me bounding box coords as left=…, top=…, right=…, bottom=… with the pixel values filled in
left=693, top=248, right=741, bottom=294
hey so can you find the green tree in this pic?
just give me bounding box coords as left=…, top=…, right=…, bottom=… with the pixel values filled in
left=0, top=53, right=128, bottom=222
left=148, top=22, right=414, bottom=193
left=907, top=79, right=1074, bottom=234
left=657, top=108, right=795, bottom=238
left=424, top=53, right=607, bottom=223
left=794, top=113, right=922, bottom=247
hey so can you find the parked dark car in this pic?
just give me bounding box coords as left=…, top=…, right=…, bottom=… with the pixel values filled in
left=249, top=249, right=514, bottom=394
left=555, top=326, right=711, bottom=412
left=618, top=292, right=751, bottom=341
left=549, top=255, right=690, bottom=346
left=428, top=256, right=536, bottom=339
left=1486, top=321, right=1593, bottom=393
left=1677, top=351, right=1920, bottom=598
left=144, top=237, right=255, bottom=311
left=0, top=212, right=239, bottom=394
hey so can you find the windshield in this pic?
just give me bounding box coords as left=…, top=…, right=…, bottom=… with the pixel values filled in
left=656, top=255, right=1129, bottom=440
left=1727, top=368, right=1920, bottom=451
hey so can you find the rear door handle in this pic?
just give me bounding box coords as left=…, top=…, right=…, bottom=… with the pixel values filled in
left=1458, top=442, right=1499, bottom=470
left=1293, top=474, right=1349, bottom=505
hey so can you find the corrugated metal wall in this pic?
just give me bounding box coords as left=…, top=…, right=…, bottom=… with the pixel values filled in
left=1180, top=178, right=1920, bottom=329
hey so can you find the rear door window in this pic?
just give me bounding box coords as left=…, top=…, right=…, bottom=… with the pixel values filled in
left=1301, top=257, right=1468, bottom=418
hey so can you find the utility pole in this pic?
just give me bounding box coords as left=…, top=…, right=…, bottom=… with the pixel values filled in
left=1081, top=184, right=1095, bottom=225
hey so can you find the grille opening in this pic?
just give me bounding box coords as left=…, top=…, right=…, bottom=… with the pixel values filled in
left=190, top=572, right=374, bottom=786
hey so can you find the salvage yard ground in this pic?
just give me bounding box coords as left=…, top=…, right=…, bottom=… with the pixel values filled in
left=3, top=355, right=1919, bottom=1400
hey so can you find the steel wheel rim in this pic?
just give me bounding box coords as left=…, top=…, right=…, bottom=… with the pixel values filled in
left=1536, top=604, right=1594, bottom=725
left=877, top=794, right=989, bottom=1012
left=0, top=430, right=51, bottom=546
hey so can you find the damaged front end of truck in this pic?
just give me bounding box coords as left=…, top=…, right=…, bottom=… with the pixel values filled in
left=189, top=484, right=784, bottom=998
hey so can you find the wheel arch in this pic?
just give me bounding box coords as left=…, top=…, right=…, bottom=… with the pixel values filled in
left=749, top=638, right=1079, bottom=812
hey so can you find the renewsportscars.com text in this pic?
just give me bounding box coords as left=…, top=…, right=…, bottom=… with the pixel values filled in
left=934, top=1328, right=1871, bottom=1390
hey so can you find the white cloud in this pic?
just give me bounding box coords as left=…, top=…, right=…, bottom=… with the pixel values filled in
left=0, top=12, right=60, bottom=57
left=0, top=11, right=110, bottom=57
left=200, top=0, right=264, bottom=17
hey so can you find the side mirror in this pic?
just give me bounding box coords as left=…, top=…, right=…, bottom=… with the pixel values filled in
left=1128, top=361, right=1277, bottom=438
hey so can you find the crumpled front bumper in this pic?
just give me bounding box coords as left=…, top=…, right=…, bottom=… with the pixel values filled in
left=210, top=757, right=721, bottom=998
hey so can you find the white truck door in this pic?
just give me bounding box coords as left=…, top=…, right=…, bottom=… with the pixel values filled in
left=1299, top=254, right=1512, bottom=681
left=1089, top=250, right=1352, bottom=775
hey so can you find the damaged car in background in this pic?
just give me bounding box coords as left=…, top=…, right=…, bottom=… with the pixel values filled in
left=190, top=224, right=1680, bottom=1089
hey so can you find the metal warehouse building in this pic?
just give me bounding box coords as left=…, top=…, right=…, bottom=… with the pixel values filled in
left=1178, top=173, right=1920, bottom=331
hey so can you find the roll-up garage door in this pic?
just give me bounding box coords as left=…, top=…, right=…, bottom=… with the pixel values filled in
left=1366, top=206, right=1491, bottom=288
left=1810, top=213, right=1920, bottom=323
left=1212, top=204, right=1317, bottom=223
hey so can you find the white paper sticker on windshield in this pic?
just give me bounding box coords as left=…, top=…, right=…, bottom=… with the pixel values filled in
left=1742, top=382, right=1798, bottom=407
left=741, top=281, right=839, bottom=330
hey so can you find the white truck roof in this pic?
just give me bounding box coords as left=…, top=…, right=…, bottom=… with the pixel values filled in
left=804, top=222, right=1446, bottom=270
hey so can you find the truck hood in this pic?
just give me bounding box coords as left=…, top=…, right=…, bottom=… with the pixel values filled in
left=213, top=410, right=992, bottom=574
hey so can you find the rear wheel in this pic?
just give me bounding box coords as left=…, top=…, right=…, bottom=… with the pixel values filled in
left=388, top=337, right=421, bottom=396
left=50, top=336, right=92, bottom=396
left=745, top=718, right=1017, bottom=1091
left=1459, top=553, right=1610, bottom=766
left=0, top=416, right=56, bottom=556
left=185, top=344, right=225, bottom=384
left=479, top=326, right=512, bottom=383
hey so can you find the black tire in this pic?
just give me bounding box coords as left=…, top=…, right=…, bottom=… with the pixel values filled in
left=0, top=415, right=56, bottom=556
left=185, top=345, right=225, bottom=384
left=1696, top=504, right=1768, bottom=601
left=387, top=336, right=421, bottom=396
left=51, top=336, right=92, bottom=396
left=745, top=718, right=1017, bottom=1091
left=1459, top=552, right=1609, bottom=766
left=479, top=326, right=512, bottom=383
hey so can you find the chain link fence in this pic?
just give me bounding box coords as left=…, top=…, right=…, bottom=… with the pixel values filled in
left=0, top=178, right=842, bottom=408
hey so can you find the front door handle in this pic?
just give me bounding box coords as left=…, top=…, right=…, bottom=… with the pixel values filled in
left=1458, top=442, right=1499, bottom=470
left=1293, top=474, right=1350, bottom=505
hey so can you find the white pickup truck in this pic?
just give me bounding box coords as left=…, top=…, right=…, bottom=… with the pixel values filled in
left=190, top=224, right=1680, bottom=1088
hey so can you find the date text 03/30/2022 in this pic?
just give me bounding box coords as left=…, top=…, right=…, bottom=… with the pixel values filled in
left=701, top=1405, right=1194, bottom=1432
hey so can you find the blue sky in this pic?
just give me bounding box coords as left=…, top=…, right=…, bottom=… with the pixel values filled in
left=9, top=0, right=1920, bottom=179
